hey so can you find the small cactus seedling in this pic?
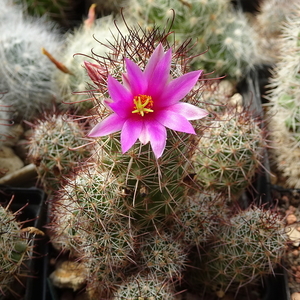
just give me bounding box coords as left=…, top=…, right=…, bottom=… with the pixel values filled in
left=27, top=112, right=91, bottom=192
left=189, top=205, right=287, bottom=297
left=112, top=273, right=176, bottom=300
left=192, top=106, right=266, bottom=199
left=138, top=231, right=188, bottom=282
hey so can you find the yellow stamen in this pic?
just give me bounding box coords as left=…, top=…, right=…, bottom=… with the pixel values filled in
left=132, top=94, right=154, bottom=117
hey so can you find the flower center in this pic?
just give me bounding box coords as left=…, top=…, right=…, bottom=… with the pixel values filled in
left=132, top=94, right=154, bottom=117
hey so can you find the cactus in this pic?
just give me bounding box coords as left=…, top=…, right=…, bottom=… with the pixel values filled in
left=0, top=2, right=62, bottom=121
left=51, top=13, right=129, bottom=114
left=27, top=112, right=91, bottom=192
left=138, top=231, right=188, bottom=282
left=112, top=273, right=176, bottom=300
left=44, top=14, right=288, bottom=299
left=192, top=106, right=266, bottom=199
left=0, top=204, right=31, bottom=298
left=252, top=0, right=299, bottom=63
left=83, top=24, right=208, bottom=232
left=188, top=206, right=287, bottom=297
left=48, top=166, right=136, bottom=297
left=123, top=0, right=260, bottom=81
left=172, top=190, right=228, bottom=247
left=266, top=4, right=300, bottom=188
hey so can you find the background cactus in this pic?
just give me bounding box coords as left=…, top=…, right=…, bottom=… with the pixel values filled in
left=112, top=273, right=176, bottom=300
left=251, top=0, right=299, bottom=63
left=138, top=231, right=188, bottom=282
left=171, top=190, right=228, bottom=247
left=265, top=3, right=300, bottom=188
left=14, top=0, right=87, bottom=30
left=192, top=105, right=266, bottom=199
left=0, top=0, right=62, bottom=122
left=188, top=205, right=287, bottom=298
left=26, top=112, right=91, bottom=192
left=51, top=13, right=129, bottom=114
left=123, top=0, right=261, bottom=81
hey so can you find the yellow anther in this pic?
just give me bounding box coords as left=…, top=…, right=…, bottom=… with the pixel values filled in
left=132, top=94, right=154, bottom=117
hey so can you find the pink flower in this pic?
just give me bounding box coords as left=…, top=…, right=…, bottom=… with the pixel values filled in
left=87, top=43, right=208, bottom=158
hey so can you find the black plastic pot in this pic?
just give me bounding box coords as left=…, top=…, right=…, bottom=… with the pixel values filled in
left=0, top=186, right=47, bottom=300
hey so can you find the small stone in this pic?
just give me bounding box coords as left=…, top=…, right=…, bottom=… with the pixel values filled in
left=0, top=146, right=24, bottom=177
left=295, top=276, right=300, bottom=284
left=295, top=270, right=300, bottom=278
left=289, top=206, right=297, bottom=213
left=49, top=260, right=87, bottom=292
left=293, top=249, right=299, bottom=257
left=292, top=292, right=300, bottom=300
left=296, top=265, right=300, bottom=272
left=282, top=195, right=289, bottom=202
left=3, top=124, right=24, bottom=147
left=285, top=224, right=300, bottom=246
left=287, top=214, right=297, bottom=225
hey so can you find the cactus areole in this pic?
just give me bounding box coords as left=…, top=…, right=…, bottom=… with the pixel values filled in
left=87, top=43, right=208, bottom=158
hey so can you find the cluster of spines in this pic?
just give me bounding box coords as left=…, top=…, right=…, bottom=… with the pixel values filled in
left=192, top=105, right=266, bottom=199
left=171, top=190, right=228, bottom=247
left=112, top=273, right=176, bottom=300
left=27, top=111, right=91, bottom=192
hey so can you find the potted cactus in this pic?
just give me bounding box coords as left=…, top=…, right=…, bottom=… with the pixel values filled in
left=0, top=0, right=292, bottom=299
left=37, top=19, right=288, bottom=299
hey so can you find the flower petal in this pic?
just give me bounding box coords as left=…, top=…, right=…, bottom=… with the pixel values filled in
left=144, top=43, right=165, bottom=78
left=146, top=48, right=172, bottom=98
left=107, top=75, right=132, bottom=104
left=121, top=118, right=143, bottom=153
left=139, top=123, right=149, bottom=145
left=155, top=110, right=196, bottom=134
left=166, top=102, right=208, bottom=120
left=88, top=113, right=125, bottom=137
left=144, top=120, right=167, bottom=158
left=125, top=58, right=147, bottom=95
left=108, top=100, right=132, bottom=119
left=158, top=70, right=203, bottom=107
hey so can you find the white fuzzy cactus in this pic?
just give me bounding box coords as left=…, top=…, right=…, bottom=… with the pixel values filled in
left=0, top=2, right=62, bottom=121
left=266, top=4, right=300, bottom=188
